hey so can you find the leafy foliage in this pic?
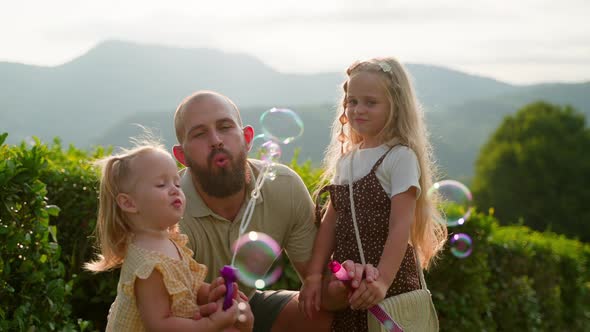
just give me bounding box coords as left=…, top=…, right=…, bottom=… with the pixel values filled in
left=428, top=210, right=590, bottom=331
left=0, top=134, right=91, bottom=331
left=40, top=138, right=118, bottom=331
left=426, top=212, right=496, bottom=331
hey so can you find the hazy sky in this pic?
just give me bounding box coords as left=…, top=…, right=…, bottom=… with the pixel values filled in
left=1, top=0, right=588, bottom=84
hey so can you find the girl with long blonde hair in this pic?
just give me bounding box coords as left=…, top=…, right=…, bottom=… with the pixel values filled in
left=300, top=57, right=447, bottom=331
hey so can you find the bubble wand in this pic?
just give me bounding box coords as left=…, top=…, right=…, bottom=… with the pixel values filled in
left=329, top=261, right=404, bottom=332
left=221, top=161, right=275, bottom=310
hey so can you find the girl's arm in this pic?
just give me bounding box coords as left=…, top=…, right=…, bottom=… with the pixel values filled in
left=349, top=187, right=417, bottom=309
left=135, top=269, right=238, bottom=331
left=299, top=201, right=338, bottom=317
left=307, top=201, right=338, bottom=277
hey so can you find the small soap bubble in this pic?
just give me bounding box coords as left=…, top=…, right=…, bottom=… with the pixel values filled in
left=450, top=233, right=473, bottom=258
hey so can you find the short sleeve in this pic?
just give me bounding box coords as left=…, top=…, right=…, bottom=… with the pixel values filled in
left=121, top=260, right=185, bottom=298
left=387, top=147, right=421, bottom=199
left=284, top=168, right=318, bottom=264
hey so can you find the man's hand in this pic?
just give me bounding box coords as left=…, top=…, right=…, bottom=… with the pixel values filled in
left=233, top=299, right=254, bottom=332
left=321, top=260, right=363, bottom=311
left=202, top=276, right=253, bottom=331
left=321, top=260, right=381, bottom=311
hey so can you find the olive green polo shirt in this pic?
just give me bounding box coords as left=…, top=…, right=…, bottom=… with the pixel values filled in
left=179, top=159, right=317, bottom=296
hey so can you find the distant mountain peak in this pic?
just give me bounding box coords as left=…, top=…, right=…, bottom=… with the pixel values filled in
left=66, top=39, right=274, bottom=72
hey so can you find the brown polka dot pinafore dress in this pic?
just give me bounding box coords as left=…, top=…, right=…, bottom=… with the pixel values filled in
left=315, top=147, right=421, bottom=332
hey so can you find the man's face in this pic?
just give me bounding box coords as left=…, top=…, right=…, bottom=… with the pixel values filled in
left=180, top=96, right=249, bottom=197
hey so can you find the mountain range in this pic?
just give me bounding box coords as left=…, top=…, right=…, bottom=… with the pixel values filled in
left=1, top=40, right=588, bottom=180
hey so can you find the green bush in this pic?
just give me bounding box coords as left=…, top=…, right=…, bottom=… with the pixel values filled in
left=426, top=212, right=496, bottom=331
left=0, top=133, right=90, bottom=331
left=489, top=225, right=590, bottom=330
left=427, top=210, right=590, bottom=331
left=40, top=139, right=118, bottom=331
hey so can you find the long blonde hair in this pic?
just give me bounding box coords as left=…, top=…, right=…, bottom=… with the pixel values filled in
left=84, top=143, right=178, bottom=272
left=317, top=57, right=447, bottom=269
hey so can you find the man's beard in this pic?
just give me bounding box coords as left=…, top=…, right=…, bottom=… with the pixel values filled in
left=188, top=148, right=247, bottom=198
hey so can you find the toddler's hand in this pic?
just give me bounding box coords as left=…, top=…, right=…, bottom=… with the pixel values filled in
left=193, top=302, right=219, bottom=320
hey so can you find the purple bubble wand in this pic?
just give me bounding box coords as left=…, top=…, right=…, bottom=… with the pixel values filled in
left=220, top=265, right=238, bottom=310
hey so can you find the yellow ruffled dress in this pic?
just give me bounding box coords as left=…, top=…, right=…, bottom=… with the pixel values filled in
left=106, top=233, right=207, bottom=331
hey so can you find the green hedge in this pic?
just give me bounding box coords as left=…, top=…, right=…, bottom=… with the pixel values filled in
left=427, top=211, right=590, bottom=331
left=39, top=138, right=119, bottom=331
left=427, top=212, right=496, bottom=331
left=0, top=134, right=90, bottom=331
left=488, top=225, right=590, bottom=330
left=1, top=134, right=589, bottom=331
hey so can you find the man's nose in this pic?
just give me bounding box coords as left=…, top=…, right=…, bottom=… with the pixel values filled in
left=209, top=132, right=224, bottom=149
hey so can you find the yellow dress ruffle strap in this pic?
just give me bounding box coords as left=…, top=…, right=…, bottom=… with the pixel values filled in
left=106, top=233, right=208, bottom=332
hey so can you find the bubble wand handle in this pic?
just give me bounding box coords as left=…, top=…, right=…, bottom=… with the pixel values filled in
left=329, top=261, right=404, bottom=332
left=220, top=265, right=238, bottom=310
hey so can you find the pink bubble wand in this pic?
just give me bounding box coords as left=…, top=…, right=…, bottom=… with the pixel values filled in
left=329, top=260, right=403, bottom=332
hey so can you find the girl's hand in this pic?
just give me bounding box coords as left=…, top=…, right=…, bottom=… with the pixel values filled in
left=348, top=267, right=387, bottom=310
left=361, top=263, right=380, bottom=283
left=299, top=274, right=323, bottom=319
left=341, top=260, right=379, bottom=288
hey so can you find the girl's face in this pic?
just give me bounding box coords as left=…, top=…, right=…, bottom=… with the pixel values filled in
left=345, top=71, right=391, bottom=148
left=126, top=150, right=185, bottom=230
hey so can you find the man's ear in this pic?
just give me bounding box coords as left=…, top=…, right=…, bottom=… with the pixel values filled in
left=173, top=145, right=187, bottom=166
left=243, top=125, right=254, bottom=150
left=116, top=193, right=137, bottom=213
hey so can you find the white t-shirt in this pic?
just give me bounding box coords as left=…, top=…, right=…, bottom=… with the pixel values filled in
left=333, top=144, right=421, bottom=199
